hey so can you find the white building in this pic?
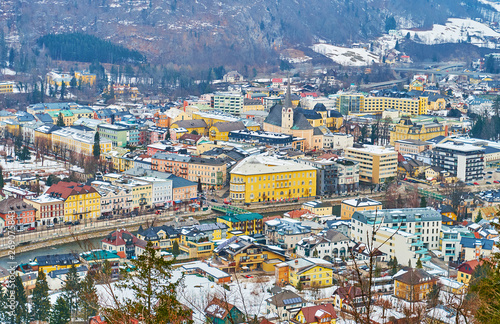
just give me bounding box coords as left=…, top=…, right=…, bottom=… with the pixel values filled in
left=136, top=176, right=173, bottom=208
left=296, top=229, right=353, bottom=260
left=323, top=133, right=354, bottom=150
left=351, top=208, right=442, bottom=265
left=212, top=92, right=244, bottom=115
left=344, top=145, right=398, bottom=184
left=430, top=142, right=485, bottom=182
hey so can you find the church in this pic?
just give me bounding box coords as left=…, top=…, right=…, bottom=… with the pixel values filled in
left=263, top=83, right=342, bottom=150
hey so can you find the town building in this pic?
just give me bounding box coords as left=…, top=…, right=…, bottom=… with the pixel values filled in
left=393, top=268, right=437, bottom=302
left=228, top=130, right=294, bottom=148
left=340, top=198, right=382, bottom=220
left=24, top=194, right=65, bottom=226
left=430, top=142, right=485, bottom=182
left=229, top=155, right=317, bottom=203
left=265, top=218, right=312, bottom=252
left=394, top=139, right=432, bottom=156
left=97, top=123, right=129, bottom=147
left=209, top=121, right=246, bottom=141
left=332, top=285, right=366, bottom=314
left=0, top=197, right=36, bottom=230
left=151, top=153, right=190, bottom=179
left=457, top=259, right=483, bottom=285
left=204, top=297, right=245, bottom=324
left=33, top=253, right=81, bottom=273
left=179, top=261, right=232, bottom=284
left=101, top=229, right=146, bottom=259
left=217, top=213, right=263, bottom=236
left=344, top=145, right=398, bottom=184
left=275, top=258, right=334, bottom=288
left=46, top=182, right=101, bottom=222
left=296, top=229, right=352, bottom=260
left=390, top=117, right=446, bottom=145
left=211, top=92, right=244, bottom=115
left=265, top=290, right=306, bottom=321
left=187, top=157, right=227, bottom=190
left=294, top=304, right=337, bottom=324
left=351, top=208, right=442, bottom=264
left=459, top=237, right=494, bottom=261
left=337, top=92, right=431, bottom=115
left=178, top=223, right=228, bottom=258
left=51, top=127, right=112, bottom=156
left=92, top=182, right=133, bottom=217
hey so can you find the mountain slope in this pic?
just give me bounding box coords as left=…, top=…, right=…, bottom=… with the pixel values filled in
left=0, top=0, right=496, bottom=68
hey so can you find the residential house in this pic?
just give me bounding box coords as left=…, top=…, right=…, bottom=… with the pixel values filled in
left=265, top=218, right=312, bottom=252
left=101, top=229, right=145, bottom=259
left=209, top=121, right=246, bottom=141
left=265, top=289, right=306, bottom=321
left=332, top=285, right=366, bottom=314
left=188, top=157, right=227, bottom=190
left=205, top=297, right=245, bottom=324
left=0, top=197, right=36, bottom=231
left=178, top=223, right=228, bottom=258
left=275, top=258, right=334, bottom=288
left=301, top=200, right=333, bottom=216
left=217, top=213, right=264, bottom=236
left=340, top=198, right=382, bottom=221
left=137, top=225, right=179, bottom=251
left=459, top=237, right=494, bottom=261
left=46, top=265, right=88, bottom=291
left=24, top=194, right=65, bottom=226
left=296, top=229, right=352, bottom=260
left=294, top=304, right=337, bottom=324
left=33, top=253, right=81, bottom=274
left=457, top=259, right=483, bottom=285
left=393, top=268, right=437, bottom=302
left=179, top=261, right=232, bottom=284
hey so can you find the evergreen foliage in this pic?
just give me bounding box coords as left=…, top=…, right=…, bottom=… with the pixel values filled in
left=78, top=274, right=99, bottom=319
left=31, top=269, right=51, bottom=322
left=93, top=132, right=101, bottom=159
left=420, top=196, right=427, bottom=208
left=37, top=33, right=145, bottom=64
left=476, top=211, right=483, bottom=222
left=50, top=296, right=71, bottom=324
left=57, top=113, right=65, bottom=126
left=62, top=265, right=80, bottom=318
left=14, top=275, right=29, bottom=324
left=102, top=241, right=192, bottom=323
left=172, top=240, right=180, bottom=256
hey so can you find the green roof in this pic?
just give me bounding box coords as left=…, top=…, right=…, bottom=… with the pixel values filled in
left=218, top=212, right=263, bottom=223
left=72, top=108, right=94, bottom=114
left=48, top=110, right=73, bottom=117
left=80, top=250, right=121, bottom=261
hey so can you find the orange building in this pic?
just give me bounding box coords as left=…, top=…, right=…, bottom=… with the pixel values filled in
left=151, top=153, right=190, bottom=179
left=275, top=262, right=290, bottom=286
left=394, top=268, right=437, bottom=302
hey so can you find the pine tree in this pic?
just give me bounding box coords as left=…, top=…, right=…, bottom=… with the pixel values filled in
left=416, top=258, right=423, bottom=269
left=93, top=132, right=101, bottom=159
left=391, top=256, right=399, bottom=275
left=313, top=249, right=319, bottom=258
left=63, top=264, right=80, bottom=318
left=60, top=81, right=66, bottom=100
left=31, top=269, right=51, bottom=322
left=172, top=240, right=180, bottom=256
left=102, top=241, right=192, bottom=324
left=14, top=275, right=28, bottom=324
left=296, top=280, right=303, bottom=292
left=420, top=196, right=427, bottom=208
left=57, top=113, right=65, bottom=126
left=476, top=211, right=483, bottom=223
left=70, top=77, right=77, bottom=88
left=78, top=275, right=99, bottom=319
left=50, top=296, right=71, bottom=324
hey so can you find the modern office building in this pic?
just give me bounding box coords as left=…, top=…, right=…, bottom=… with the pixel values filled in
left=430, top=142, right=485, bottom=182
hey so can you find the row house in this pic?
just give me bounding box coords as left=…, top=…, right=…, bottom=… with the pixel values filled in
left=188, top=157, right=227, bottom=190
left=265, top=218, right=311, bottom=252
left=296, top=229, right=353, bottom=260
left=46, top=182, right=101, bottom=222
left=91, top=182, right=133, bottom=217
left=24, top=194, right=65, bottom=226
left=151, top=152, right=190, bottom=179
left=0, top=197, right=36, bottom=230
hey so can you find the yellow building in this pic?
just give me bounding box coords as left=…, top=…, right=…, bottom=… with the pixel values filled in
left=302, top=200, right=333, bottom=216
left=294, top=304, right=337, bottom=324
left=390, top=116, right=446, bottom=145
left=213, top=237, right=286, bottom=272
left=48, top=110, right=74, bottom=126
left=46, top=72, right=72, bottom=87
left=276, top=258, right=334, bottom=288
left=344, top=145, right=398, bottom=184
left=208, top=121, right=246, bottom=141
left=340, top=197, right=382, bottom=220
left=33, top=254, right=82, bottom=274
left=103, top=148, right=133, bottom=172
left=229, top=155, right=317, bottom=203
left=217, top=213, right=263, bottom=236
left=409, top=79, right=424, bottom=91
left=394, top=268, right=436, bottom=302
left=0, top=81, right=14, bottom=94
left=243, top=99, right=265, bottom=112
left=171, top=119, right=208, bottom=136
left=118, top=180, right=152, bottom=210
left=136, top=225, right=179, bottom=250
left=74, top=71, right=96, bottom=86
left=457, top=260, right=482, bottom=285
left=51, top=127, right=112, bottom=156
left=46, top=182, right=101, bottom=222
left=337, top=93, right=429, bottom=115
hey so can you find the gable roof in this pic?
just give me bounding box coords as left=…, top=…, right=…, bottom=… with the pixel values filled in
left=46, top=182, right=98, bottom=199
left=205, top=297, right=237, bottom=320
left=394, top=268, right=435, bottom=285
left=266, top=289, right=305, bottom=307
left=457, top=259, right=483, bottom=275
left=298, top=304, right=337, bottom=322
left=173, top=119, right=207, bottom=129
left=212, top=121, right=245, bottom=132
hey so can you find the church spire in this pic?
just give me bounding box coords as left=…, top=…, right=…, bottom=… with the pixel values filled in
left=284, top=75, right=292, bottom=108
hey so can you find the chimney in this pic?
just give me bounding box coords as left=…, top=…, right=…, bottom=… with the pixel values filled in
left=295, top=260, right=298, bottom=264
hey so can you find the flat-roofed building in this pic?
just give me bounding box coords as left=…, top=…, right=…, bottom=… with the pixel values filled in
left=344, top=145, right=398, bottom=184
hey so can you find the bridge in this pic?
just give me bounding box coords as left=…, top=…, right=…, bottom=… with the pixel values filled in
left=211, top=205, right=249, bottom=215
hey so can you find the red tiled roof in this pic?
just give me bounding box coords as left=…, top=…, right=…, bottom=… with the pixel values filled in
left=298, top=304, right=337, bottom=323
left=263, top=215, right=282, bottom=222
left=286, top=209, right=310, bottom=219
left=458, top=259, right=483, bottom=275
left=272, top=78, right=283, bottom=83
left=300, top=92, right=318, bottom=97
left=474, top=232, right=481, bottom=239
left=46, top=182, right=98, bottom=199
left=101, top=229, right=140, bottom=247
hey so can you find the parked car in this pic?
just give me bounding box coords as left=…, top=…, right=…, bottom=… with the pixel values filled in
left=27, top=227, right=35, bottom=231
left=46, top=223, right=55, bottom=228
left=486, top=181, right=492, bottom=184
left=495, top=180, right=500, bottom=184
left=474, top=182, right=480, bottom=185
left=73, top=221, right=80, bottom=226
left=64, top=221, right=72, bottom=226
left=211, top=199, right=218, bottom=203
left=245, top=275, right=253, bottom=278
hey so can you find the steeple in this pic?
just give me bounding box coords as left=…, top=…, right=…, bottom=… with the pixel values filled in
left=284, top=75, right=292, bottom=108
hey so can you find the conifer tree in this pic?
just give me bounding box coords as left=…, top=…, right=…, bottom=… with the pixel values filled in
left=102, top=241, right=192, bottom=324
left=416, top=258, right=423, bottom=269
left=63, top=264, right=80, bottom=318
left=57, top=113, right=65, bottom=126
left=50, top=296, right=71, bottom=324
left=31, top=269, right=51, bottom=322
left=14, top=275, right=28, bottom=324
left=60, top=81, right=66, bottom=100
left=0, top=167, right=4, bottom=189
left=78, top=275, right=99, bottom=319
left=172, top=240, right=180, bottom=256
left=93, top=132, right=101, bottom=159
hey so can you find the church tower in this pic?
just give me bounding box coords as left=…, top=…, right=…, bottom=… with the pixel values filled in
left=281, top=78, right=294, bottom=130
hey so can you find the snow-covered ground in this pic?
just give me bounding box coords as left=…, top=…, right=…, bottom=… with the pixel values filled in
left=401, top=18, right=500, bottom=48
left=311, top=44, right=379, bottom=66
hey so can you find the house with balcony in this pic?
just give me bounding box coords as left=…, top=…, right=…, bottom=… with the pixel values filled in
left=296, top=229, right=353, bottom=261
left=439, top=226, right=467, bottom=262
left=151, top=152, right=190, bottom=179
left=101, top=229, right=146, bottom=259
left=265, top=289, right=306, bottom=321
left=137, top=225, right=180, bottom=251
left=217, top=212, right=263, bottom=236
left=265, top=218, right=311, bottom=253
left=394, top=268, right=437, bottom=302
left=332, top=285, right=366, bottom=314
left=80, top=250, right=124, bottom=279
left=212, top=236, right=287, bottom=273
left=178, top=223, right=228, bottom=258
left=459, top=237, right=494, bottom=262
left=275, top=258, right=334, bottom=288
left=294, top=304, right=337, bottom=324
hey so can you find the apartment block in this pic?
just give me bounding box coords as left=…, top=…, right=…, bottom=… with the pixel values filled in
left=344, top=145, right=398, bottom=184
left=430, top=142, right=485, bottom=182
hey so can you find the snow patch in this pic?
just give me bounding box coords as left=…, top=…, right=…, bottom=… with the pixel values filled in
left=311, top=44, right=379, bottom=66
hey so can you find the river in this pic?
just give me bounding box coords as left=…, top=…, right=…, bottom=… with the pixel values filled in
left=0, top=236, right=104, bottom=269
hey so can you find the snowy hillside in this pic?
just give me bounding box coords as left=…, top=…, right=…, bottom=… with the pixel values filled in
left=401, top=18, right=500, bottom=48
left=478, top=0, right=500, bottom=12
left=311, top=44, right=379, bottom=66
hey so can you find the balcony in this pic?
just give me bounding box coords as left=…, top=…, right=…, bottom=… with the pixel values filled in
left=411, top=241, right=424, bottom=247
left=420, top=255, right=432, bottom=262
left=415, top=248, right=428, bottom=254
left=415, top=224, right=422, bottom=229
